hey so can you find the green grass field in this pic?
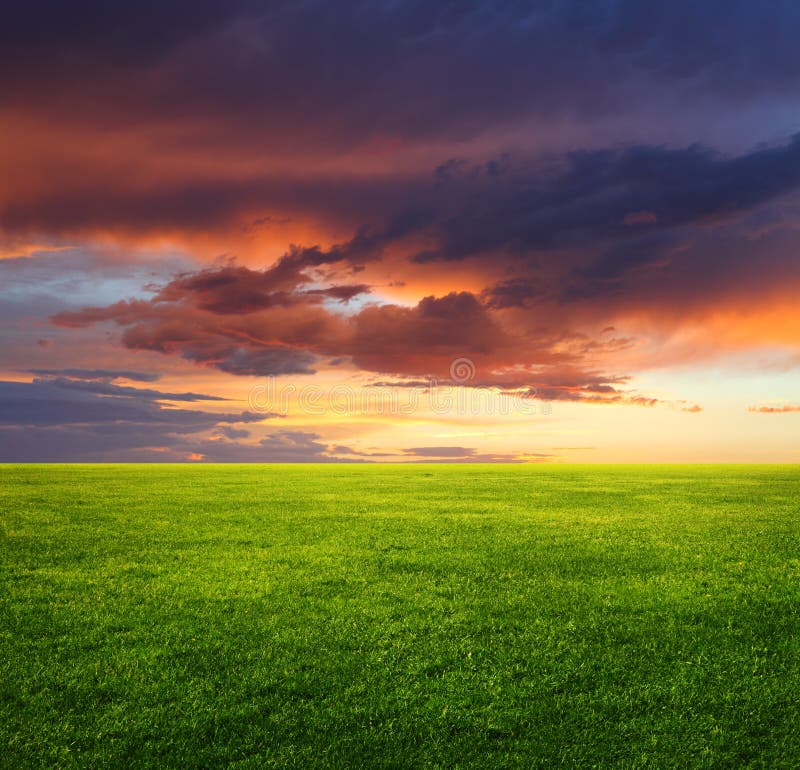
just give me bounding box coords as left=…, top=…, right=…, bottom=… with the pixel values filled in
left=1, top=464, right=799, bottom=768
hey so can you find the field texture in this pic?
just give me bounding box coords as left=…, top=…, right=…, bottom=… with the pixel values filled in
left=1, top=464, right=799, bottom=768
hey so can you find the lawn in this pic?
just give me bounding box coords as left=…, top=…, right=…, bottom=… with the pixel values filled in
left=1, top=464, right=799, bottom=768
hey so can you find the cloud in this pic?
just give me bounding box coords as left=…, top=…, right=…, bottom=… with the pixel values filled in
left=28, top=376, right=227, bottom=402
left=0, top=377, right=272, bottom=461
left=51, top=274, right=654, bottom=404
left=403, top=446, right=478, bottom=458
left=0, top=1, right=255, bottom=76
left=215, top=425, right=251, bottom=440
left=44, top=170, right=800, bottom=407
left=33, top=133, right=800, bottom=365
left=153, top=256, right=373, bottom=315
left=27, top=368, right=161, bottom=382
left=0, top=423, right=344, bottom=463
left=0, top=379, right=260, bottom=430
left=5, top=0, right=800, bottom=148
left=206, top=347, right=318, bottom=377
left=400, top=446, right=543, bottom=463
left=7, top=0, right=800, bottom=448
left=415, top=135, right=800, bottom=266
left=747, top=404, right=800, bottom=413
left=623, top=211, right=658, bottom=226
left=179, top=431, right=351, bottom=463
left=5, top=0, right=800, bottom=251
left=480, top=278, right=544, bottom=310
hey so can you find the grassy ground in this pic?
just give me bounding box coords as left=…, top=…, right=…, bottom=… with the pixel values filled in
left=1, top=464, right=799, bottom=768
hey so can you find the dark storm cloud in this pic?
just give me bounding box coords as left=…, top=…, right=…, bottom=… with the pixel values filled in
left=559, top=234, right=679, bottom=302
left=2, top=0, right=800, bottom=292
left=5, top=0, right=800, bottom=259
left=419, top=135, right=800, bottom=264
left=0, top=173, right=425, bottom=240
left=5, top=1, right=800, bottom=142
left=0, top=0, right=256, bottom=79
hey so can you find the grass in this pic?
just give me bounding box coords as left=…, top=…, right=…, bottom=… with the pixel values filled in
left=1, top=464, right=799, bottom=768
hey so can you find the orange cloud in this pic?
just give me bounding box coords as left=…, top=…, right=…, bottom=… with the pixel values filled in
left=748, top=404, right=800, bottom=413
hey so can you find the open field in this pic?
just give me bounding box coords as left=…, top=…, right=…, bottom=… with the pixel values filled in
left=1, top=464, right=799, bottom=768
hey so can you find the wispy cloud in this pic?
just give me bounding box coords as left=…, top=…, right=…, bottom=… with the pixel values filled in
left=748, top=404, right=800, bottom=414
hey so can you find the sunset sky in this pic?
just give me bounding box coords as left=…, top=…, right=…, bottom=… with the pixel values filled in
left=4, top=0, right=800, bottom=462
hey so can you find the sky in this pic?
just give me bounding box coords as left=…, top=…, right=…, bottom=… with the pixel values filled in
left=3, top=0, right=800, bottom=462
